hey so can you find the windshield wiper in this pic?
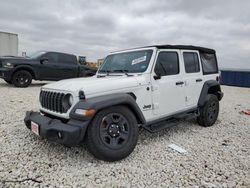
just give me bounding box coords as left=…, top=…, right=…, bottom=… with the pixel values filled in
left=98, top=70, right=111, bottom=76
left=112, top=69, right=130, bottom=76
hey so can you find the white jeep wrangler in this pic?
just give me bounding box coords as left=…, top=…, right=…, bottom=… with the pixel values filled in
left=24, top=45, right=223, bottom=161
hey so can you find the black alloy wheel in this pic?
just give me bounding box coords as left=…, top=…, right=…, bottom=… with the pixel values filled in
left=99, top=113, right=129, bottom=149
left=12, top=70, right=32, bottom=87
left=207, top=100, right=218, bottom=121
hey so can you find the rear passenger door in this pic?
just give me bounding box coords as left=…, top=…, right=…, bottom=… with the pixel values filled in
left=181, top=50, right=203, bottom=107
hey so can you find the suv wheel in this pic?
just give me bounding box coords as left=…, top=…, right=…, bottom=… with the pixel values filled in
left=12, top=70, right=32, bottom=87
left=197, top=94, right=219, bottom=127
left=86, top=106, right=139, bottom=161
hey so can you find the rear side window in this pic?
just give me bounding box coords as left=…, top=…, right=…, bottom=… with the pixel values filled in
left=59, top=54, right=76, bottom=64
left=183, top=52, right=200, bottom=73
left=200, top=53, right=218, bottom=74
left=154, top=52, right=179, bottom=76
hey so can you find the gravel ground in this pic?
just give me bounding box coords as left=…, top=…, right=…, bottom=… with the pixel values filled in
left=0, top=79, right=249, bottom=188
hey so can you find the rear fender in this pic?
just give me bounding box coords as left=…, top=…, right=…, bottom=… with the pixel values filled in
left=198, top=80, right=223, bottom=107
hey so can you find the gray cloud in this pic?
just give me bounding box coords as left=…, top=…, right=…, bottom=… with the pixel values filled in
left=0, top=0, right=249, bottom=69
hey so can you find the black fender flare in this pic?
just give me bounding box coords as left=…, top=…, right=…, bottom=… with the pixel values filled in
left=69, top=93, right=146, bottom=124
left=12, top=65, right=37, bottom=79
left=198, top=80, right=223, bottom=107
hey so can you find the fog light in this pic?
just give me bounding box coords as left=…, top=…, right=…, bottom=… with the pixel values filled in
left=75, top=109, right=96, bottom=117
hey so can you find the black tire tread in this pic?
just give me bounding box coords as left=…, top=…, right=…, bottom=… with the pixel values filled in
left=86, top=106, right=138, bottom=161
left=197, top=94, right=219, bottom=127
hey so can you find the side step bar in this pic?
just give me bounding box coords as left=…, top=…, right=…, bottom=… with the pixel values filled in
left=143, top=118, right=179, bottom=133
left=142, top=109, right=200, bottom=133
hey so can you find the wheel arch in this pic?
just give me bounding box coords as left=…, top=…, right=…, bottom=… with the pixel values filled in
left=70, top=93, right=146, bottom=125
left=198, top=80, right=223, bottom=107
left=12, top=66, right=36, bottom=79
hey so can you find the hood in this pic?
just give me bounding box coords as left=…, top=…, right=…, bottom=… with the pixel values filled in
left=42, top=75, right=143, bottom=97
left=0, top=56, right=33, bottom=65
left=0, top=56, right=30, bottom=61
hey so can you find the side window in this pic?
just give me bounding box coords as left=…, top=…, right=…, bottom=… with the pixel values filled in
left=45, top=52, right=59, bottom=63
left=200, top=53, right=218, bottom=74
left=183, top=52, right=200, bottom=73
left=59, top=54, right=76, bottom=64
left=154, top=52, right=179, bottom=76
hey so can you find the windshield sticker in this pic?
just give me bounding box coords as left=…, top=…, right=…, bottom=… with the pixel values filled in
left=132, top=56, right=147, bottom=65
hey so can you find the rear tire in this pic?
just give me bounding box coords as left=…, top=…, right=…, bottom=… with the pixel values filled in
left=4, top=79, right=12, bottom=84
left=12, top=70, right=32, bottom=87
left=86, top=106, right=139, bottom=161
left=197, top=94, right=219, bottom=127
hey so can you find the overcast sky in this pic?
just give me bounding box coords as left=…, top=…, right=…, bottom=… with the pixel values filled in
left=0, top=0, right=249, bottom=69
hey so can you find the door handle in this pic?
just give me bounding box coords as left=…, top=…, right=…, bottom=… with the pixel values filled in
left=176, top=81, right=184, bottom=85
left=196, top=79, right=203, bottom=82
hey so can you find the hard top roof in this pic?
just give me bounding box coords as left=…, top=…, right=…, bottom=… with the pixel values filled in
left=113, top=45, right=216, bottom=54
left=151, top=45, right=215, bottom=54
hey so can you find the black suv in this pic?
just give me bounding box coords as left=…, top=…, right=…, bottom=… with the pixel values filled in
left=0, top=51, right=97, bottom=87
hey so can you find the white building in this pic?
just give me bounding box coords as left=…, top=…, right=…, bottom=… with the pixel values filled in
left=0, top=31, right=18, bottom=56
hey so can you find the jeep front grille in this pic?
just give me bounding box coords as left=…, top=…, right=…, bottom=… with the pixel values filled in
left=40, top=90, right=69, bottom=113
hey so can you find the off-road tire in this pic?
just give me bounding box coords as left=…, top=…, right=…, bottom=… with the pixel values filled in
left=86, top=106, right=139, bottom=161
left=12, top=70, right=32, bottom=87
left=197, top=94, right=219, bottom=127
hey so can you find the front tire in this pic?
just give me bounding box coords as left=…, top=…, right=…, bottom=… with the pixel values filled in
left=12, top=70, right=32, bottom=87
left=197, top=94, right=219, bottom=127
left=86, top=106, right=139, bottom=161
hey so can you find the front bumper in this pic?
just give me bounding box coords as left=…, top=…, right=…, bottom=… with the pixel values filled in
left=24, top=111, right=90, bottom=146
left=0, top=68, right=13, bottom=81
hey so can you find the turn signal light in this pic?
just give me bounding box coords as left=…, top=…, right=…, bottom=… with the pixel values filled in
left=75, top=109, right=96, bottom=117
left=85, top=109, right=96, bottom=117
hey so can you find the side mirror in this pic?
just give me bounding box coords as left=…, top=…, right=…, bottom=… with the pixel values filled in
left=40, top=57, right=48, bottom=64
left=153, top=74, right=161, bottom=80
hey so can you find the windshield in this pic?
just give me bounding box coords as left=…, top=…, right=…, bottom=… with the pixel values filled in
left=98, top=50, right=153, bottom=74
left=29, top=51, right=46, bottom=59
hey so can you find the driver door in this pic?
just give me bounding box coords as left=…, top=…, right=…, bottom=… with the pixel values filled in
left=39, top=52, right=60, bottom=80
left=151, top=50, right=186, bottom=117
